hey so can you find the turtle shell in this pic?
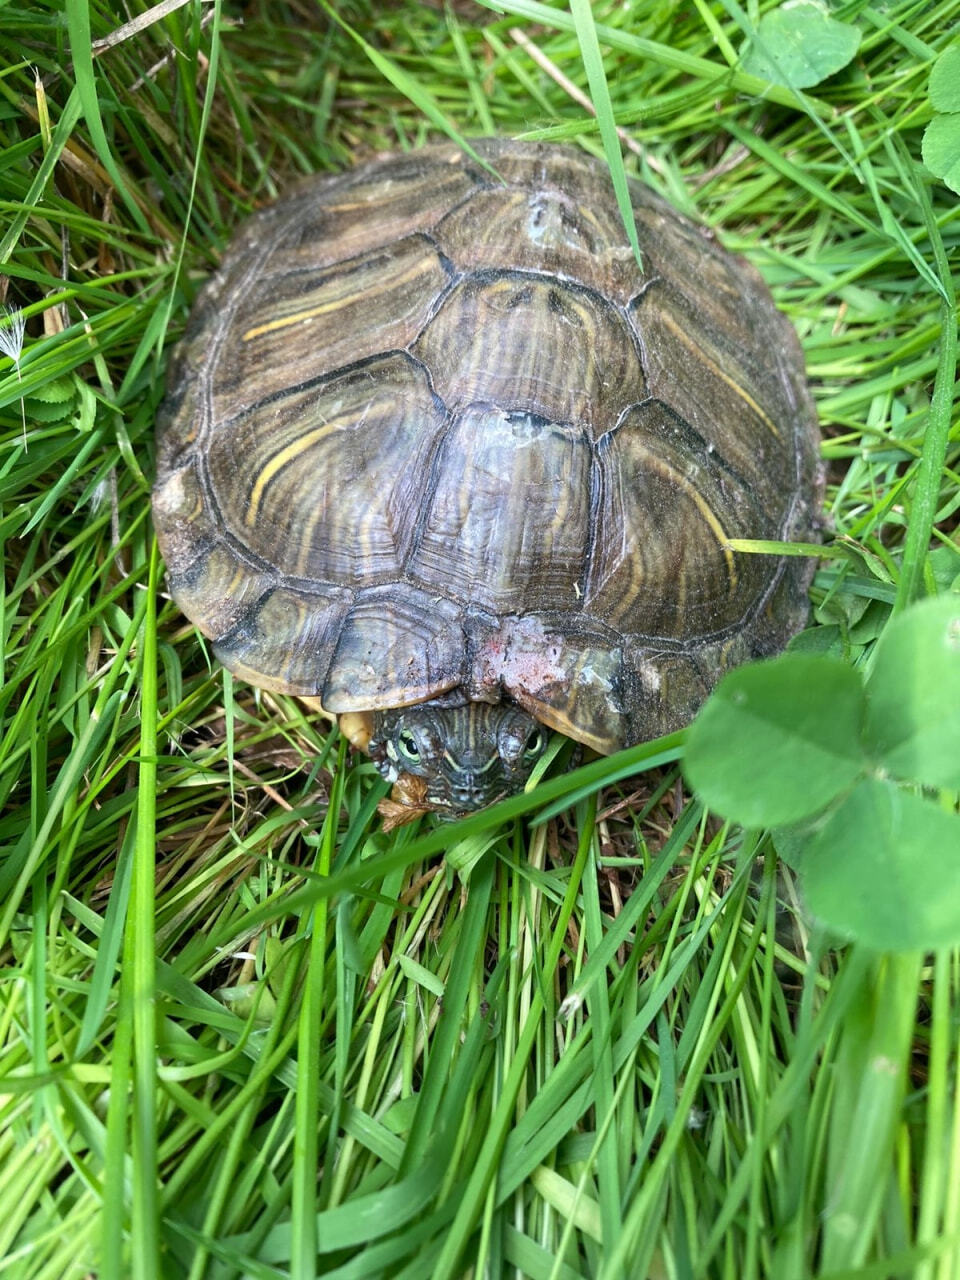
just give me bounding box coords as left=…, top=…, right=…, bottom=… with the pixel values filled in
left=153, top=139, right=820, bottom=753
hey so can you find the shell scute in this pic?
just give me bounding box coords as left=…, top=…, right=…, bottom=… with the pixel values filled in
left=150, top=460, right=270, bottom=644
left=479, top=142, right=624, bottom=232
left=172, top=542, right=274, bottom=642
left=204, top=354, right=444, bottom=584
left=630, top=280, right=801, bottom=506
left=212, top=235, right=450, bottom=416
left=413, top=271, right=643, bottom=433
left=408, top=408, right=593, bottom=612
left=257, top=153, right=479, bottom=275
left=586, top=399, right=770, bottom=638
left=434, top=187, right=638, bottom=301
left=620, top=645, right=711, bottom=744
left=474, top=614, right=625, bottom=754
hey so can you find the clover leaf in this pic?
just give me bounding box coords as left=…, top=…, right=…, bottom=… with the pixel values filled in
left=684, top=595, right=960, bottom=951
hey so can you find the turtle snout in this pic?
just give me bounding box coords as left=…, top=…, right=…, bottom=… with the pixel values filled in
left=447, top=773, right=490, bottom=811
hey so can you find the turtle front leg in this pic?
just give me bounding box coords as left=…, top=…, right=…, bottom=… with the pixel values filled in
left=337, top=710, right=374, bottom=753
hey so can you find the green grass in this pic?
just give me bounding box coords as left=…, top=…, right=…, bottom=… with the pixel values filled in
left=1, top=1, right=958, bottom=1277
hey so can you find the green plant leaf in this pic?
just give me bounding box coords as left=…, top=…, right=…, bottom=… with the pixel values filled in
left=26, top=376, right=75, bottom=404
left=929, top=44, right=960, bottom=113
left=569, top=0, right=643, bottom=269
left=683, top=654, right=866, bottom=828
left=862, top=595, right=960, bottom=789
left=25, top=396, right=79, bottom=424
left=741, top=0, right=861, bottom=89
left=921, top=113, right=960, bottom=195
left=802, top=778, right=960, bottom=951
left=787, top=623, right=845, bottom=657
left=25, top=376, right=79, bottom=423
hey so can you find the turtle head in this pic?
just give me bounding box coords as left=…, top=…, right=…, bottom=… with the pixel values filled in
left=370, top=702, right=549, bottom=814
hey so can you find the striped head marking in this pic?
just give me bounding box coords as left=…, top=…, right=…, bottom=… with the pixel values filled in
left=370, top=702, right=548, bottom=814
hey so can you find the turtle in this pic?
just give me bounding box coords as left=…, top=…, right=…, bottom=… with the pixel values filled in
left=153, top=139, right=821, bottom=819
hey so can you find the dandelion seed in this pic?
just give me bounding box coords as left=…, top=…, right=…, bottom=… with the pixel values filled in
left=90, top=476, right=110, bottom=512
left=0, top=304, right=25, bottom=359
left=0, top=305, right=28, bottom=448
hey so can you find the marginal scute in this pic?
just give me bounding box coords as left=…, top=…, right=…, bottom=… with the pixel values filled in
left=154, top=465, right=283, bottom=676
left=154, top=369, right=203, bottom=475
left=744, top=549, right=816, bottom=660
left=322, top=585, right=464, bottom=712
left=213, top=585, right=350, bottom=696
left=470, top=616, right=626, bottom=754
left=152, top=462, right=218, bottom=587
left=621, top=644, right=711, bottom=743
left=172, top=543, right=274, bottom=641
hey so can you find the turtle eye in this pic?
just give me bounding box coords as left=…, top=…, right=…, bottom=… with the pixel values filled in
left=523, top=728, right=546, bottom=761
left=396, top=729, right=421, bottom=763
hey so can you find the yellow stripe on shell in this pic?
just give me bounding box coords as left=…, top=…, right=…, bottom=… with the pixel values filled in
left=574, top=202, right=615, bottom=246
left=246, top=420, right=341, bottom=526
left=606, top=441, right=737, bottom=597
left=657, top=310, right=781, bottom=441
left=687, top=488, right=737, bottom=593
left=240, top=255, right=438, bottom=342
left=642, top=447, right=739, bottom=593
